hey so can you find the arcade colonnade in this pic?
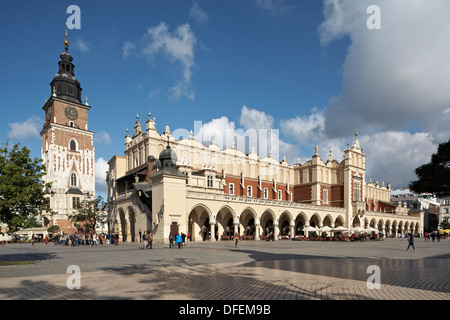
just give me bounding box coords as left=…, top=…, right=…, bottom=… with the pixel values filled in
left=112, top=196, right=422, bottom=242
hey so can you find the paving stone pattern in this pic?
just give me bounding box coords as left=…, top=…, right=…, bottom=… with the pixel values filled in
left=0, top=239, right=449, bottom=300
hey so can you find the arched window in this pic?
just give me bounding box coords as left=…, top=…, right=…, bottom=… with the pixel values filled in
left=70, top=173, right=77, bottom=187
left=69, top=139, right=77, bottom=151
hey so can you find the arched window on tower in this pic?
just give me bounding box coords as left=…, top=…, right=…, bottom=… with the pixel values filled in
left=69, top=139, right=77, bottom=151
left=70, top=172, right=77, bottom=187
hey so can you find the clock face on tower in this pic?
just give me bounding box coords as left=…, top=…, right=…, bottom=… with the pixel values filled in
left=65, top=105, right=78, bottom=120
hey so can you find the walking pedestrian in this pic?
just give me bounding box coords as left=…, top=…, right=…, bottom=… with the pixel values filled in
left=169, top=232, right=174, bottom=248
left=45, top=235, right=49, bottom=246
left=406, top=234, right=415, bottom=251
left=146, top=232, right=153, bottom=249
left=235, top=232, right=240, bottom=248
left=142, top=231, right=148, bottom=249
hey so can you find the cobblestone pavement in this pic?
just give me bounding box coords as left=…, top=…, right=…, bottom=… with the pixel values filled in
left=0, top=239, right=449, bottom=300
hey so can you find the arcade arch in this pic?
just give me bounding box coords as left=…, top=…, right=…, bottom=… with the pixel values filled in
left=188, top=204, right=212, bottom=241
left=309, top=213, right=321, bottom=228
left=279, top=211, right=293, bottom=236
left=240, top=207, right=258, bottom=237
left=294, top=212, right=308, bottom=236
left=260, top=209, right=276, bottom=237
left=217, top=205, right=236, bottom=238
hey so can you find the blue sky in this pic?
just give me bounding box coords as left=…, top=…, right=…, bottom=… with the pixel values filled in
left=1, top=0, right=449, bottom=198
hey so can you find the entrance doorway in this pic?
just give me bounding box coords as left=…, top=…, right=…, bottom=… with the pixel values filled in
left=171, top=222, right=179, bottom=235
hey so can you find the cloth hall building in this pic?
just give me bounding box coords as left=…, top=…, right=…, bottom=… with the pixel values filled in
left=106, top=115, right=424, bottom=244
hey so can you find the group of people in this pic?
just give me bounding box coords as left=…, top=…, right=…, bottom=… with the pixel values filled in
left=50, top=232, right=121, bottom=246
left=423, top=232, right=441, bottom=242
left=169, top=232, right=190, bottom=249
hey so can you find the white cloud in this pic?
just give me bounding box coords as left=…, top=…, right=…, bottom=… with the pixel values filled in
left=279, top=139, right=301, bottom=164
left=95, top=157, right=109, bottom=195
left=318, top=0, right=450, bottom=144
left=122, top=41, right=136, bottom=57
left=8, top=116, right=42, bottom=140
left=148, top=88, right=161, bottom=99
left=142, top=22, right=197, bottom=100
left=74, top=37, right=91, bottom=53
left=360, top=131, right=437, bottom=189
left=280, top=110, right=325, bottom=146
left=239, top=105, right=274, bottom=131
left=189, top=1, right=208, bottom=24
left=194, top=116, right=237, bottom=150
left=94, top=131, right=112, bottom=145
left=278, top=105, right=439, bottom=188
left=254, top=0, right=295, bottom=15
left=193, top=106, right=293, bottom=161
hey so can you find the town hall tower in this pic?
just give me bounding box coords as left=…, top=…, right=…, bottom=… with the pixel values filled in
left=40, top=30, right=95, bottom=233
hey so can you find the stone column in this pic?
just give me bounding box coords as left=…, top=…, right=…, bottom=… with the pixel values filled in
left=255, top=223, right=260, bottom=241
left=125, top=220, right=131, bottom=243
left=273, top=223, right=279, bottom=241
left=210, top=222, right=216, bottom=242
left=289, top=224, right=295, bottom=239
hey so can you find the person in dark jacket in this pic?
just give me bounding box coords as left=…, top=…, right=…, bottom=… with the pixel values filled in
left=169, top=232, right=175, bottom=248
left=406, top=234, right=415, bottom=251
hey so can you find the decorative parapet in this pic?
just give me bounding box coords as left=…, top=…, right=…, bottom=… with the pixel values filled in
left=365, top=210, right=421, bottom=220
left=186, top=191, right=346, bottom=213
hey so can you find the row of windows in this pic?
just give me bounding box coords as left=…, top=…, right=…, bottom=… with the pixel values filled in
left=56, top=83, right=74, bottom=94
left=228, top=183, right=291, bottom=201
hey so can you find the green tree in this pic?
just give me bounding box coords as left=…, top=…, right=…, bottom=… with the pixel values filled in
left=0, top=143, right=52, bottom=232
left=440, top=220, right=450, bottom=230
left=70, top=193, right=106, bottom=233
left=409, top=139, right=450, bottom=198
left=47, top=225, right=60, bottom=234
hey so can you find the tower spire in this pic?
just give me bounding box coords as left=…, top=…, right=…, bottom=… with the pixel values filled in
left=64, top=24, right=69, bottom=53
left=49, top=24, right=82, bottom=104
